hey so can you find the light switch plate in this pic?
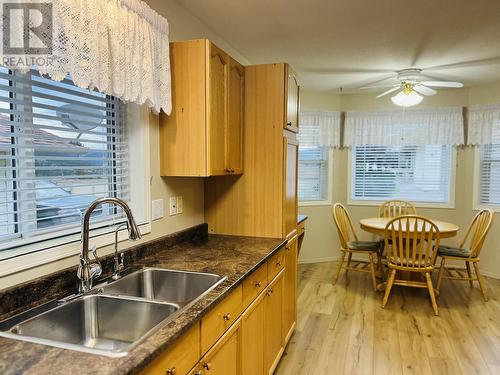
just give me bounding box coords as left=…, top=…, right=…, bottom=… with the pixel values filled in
left=176, top=196, right=183, bottom=214
left=169, top=197, right=177, bottom=216
left=151, top=199, right=164, bottom=220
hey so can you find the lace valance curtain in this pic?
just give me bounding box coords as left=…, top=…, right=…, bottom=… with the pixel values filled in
left=298, top=110, right=341, bottom=147
left=468, top=104, right=500, bottom=145
left=344, top=107, right=464, bottom=146
left=2, top=0, right=172, bottom=114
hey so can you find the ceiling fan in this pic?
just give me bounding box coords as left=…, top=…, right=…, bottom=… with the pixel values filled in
left=360, top=68, right=464, bottom=107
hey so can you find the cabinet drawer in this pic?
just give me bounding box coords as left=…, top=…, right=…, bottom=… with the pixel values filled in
left=267, top=248, right=285, bottom=281
left=142, top=323, right=200, bottom=375
left=242, top=262, right=268, bottom=308
left=201, top=285, right=242, bottom=354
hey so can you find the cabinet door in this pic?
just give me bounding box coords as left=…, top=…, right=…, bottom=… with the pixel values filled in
left=283, top=236, right=298, bottom=344
left=283, top=135, right=298, bottom=237
left=241, top=291, right=265, bottom=375
left=227, top=57, right=244, bottom=174
left=264, top=271, right=284, bottom=375
left=208, top=42, right=229, bottom=175
left=285, top=65, right=299, bottom=132
left=200, top=319, right=241, bottom=375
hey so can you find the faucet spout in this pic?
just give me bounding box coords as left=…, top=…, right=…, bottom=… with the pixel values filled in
left=78, top=197, right=142, bottom=292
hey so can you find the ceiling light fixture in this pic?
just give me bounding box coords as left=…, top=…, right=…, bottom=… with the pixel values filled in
left=391, top=82, right=423, bottom=107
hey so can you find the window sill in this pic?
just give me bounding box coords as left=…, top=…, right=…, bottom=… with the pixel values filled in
left=0, top=222, right=151, bottom=279
left=299, top=200, right=331, bottom=207
left=347, top=199, right=455, bottom=209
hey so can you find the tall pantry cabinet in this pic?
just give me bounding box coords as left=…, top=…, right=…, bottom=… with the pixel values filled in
left=204, top=63, right=300, bottom=370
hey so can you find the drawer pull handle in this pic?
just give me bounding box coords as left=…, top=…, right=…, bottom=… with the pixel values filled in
left=276, top=260, right=282, bottom=267
left=223, top=313, right=231, bottom=321
left=266, top=288, right=273, bottom=296
left=255, top=281, right=262, bottom=288
left=166, top=368, right=176, bottom=375
left=203, top=362, right=212, bottom=370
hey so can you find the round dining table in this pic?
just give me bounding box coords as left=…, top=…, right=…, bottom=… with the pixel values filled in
left=360, top=217, right=459, bottom=239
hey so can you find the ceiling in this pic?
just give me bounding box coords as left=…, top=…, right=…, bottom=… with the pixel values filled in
left=172, top=0, right=500, bottom=93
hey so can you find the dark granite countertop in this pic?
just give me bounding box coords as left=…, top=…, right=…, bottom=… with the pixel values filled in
left=298, top=214, right=308, bottom=224
left=0, top=233, right=286, bottom=375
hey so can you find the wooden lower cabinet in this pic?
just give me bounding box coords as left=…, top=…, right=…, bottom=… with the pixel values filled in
left=190, top=319, right=242, bottom=375
left=145, top=248, right=297, bottom=375
left=241, top=289, right=266, bottom=375
left=283, top=236, right=298, bottom=344
left=264, top=270, right=285, bottom=375
left=143, top=324, right=200, bottom=375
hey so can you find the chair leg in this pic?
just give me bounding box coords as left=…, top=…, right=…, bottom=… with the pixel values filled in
left=332, top=251, right=346, bottom=285
left=382, top=269, right=396, bottom=308
left=465, top=261, right=474, bottom=288
left=425, top=272, right=439, bottom=316
left=368, top=253, right=377, bottom=291
left=473, top=262, right=488, bottom=302
left=345, top=252, right=353, bottom=278
left=436, top=257, right=446, bottom=293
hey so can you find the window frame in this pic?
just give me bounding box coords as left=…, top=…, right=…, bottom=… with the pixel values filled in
left=298, top=146, right=333, bottom=207
left=0, top=104, right=151, bottom=278
left=473, top=145, right=500, bottom=212
left=347, top=145, right=457, bottom=209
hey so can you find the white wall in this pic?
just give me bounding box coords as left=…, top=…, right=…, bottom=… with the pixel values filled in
left=298, top=83, right=500, bottom=279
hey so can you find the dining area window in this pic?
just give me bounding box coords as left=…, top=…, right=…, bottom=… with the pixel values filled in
left=351, top=144, right=454, bottom=204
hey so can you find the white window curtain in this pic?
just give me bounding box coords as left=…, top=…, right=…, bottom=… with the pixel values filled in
left=1, top=0, right=171, bottom=115
left=298, top=110, right=341, bottom=147
left=344, top=107, right=464, bottom=146
left=468, top=103, right=500, bottom=145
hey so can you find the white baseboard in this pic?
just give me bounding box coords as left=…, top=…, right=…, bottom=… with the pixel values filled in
left=298, top=255, right=500, bottom=280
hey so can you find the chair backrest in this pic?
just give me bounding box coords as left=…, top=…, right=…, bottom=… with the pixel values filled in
left=332, top=203, right=358, bottom=249
left=384, top=215, right=440, bottom=270
left=460, top=209, right=494, bottom=258
left=379, top=200, right=417, bottom=218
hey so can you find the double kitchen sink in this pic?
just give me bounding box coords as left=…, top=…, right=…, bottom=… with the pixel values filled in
left=0, top=268, right=226, bottom=357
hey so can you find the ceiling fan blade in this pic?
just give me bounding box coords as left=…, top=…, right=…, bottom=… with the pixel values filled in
left=420, top=81, right=464, bottom=88
left=414, top=85, right=437, bottom=96
left=360, top=83, right=399, bottom=90
left=376, top=87, right=401, bottom=98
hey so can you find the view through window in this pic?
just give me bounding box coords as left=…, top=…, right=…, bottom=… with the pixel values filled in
left=351, top=144, right=453, bottom=203
left=0, top=68, right=128, bottom=248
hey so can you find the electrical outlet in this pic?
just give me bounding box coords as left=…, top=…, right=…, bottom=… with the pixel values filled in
left=151, top=199, right=164, bottom=220
left=169, top=197, right=177, bottom=216
left=176, top=196, right=183, bottom=214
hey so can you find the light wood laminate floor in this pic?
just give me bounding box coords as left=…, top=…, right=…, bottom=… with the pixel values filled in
left=275, top=261, right=500, bottom=375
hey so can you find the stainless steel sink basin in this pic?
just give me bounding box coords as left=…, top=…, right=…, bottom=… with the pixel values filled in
left=101, top=268, right=225, bottom=307
left=0, top=295, right=178, bottom=357
left=0, top=268, right=226, bottom=357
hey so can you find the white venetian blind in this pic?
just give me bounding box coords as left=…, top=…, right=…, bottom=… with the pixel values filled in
left=478, top=144, right=500, bottom=206
left=352, top=144, right=453, bottom=203
left=0, top=67, right=129, bottom=248
left=298, top=110, right=338, bottom=202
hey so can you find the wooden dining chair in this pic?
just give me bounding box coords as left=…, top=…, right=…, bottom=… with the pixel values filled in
left=379, top=200, right=417, bottom=218
left=436, top=209, right=494, bottom=301
left=382, top=215, right=441, bottom=315
left=332, top=203, right=384, bottom=291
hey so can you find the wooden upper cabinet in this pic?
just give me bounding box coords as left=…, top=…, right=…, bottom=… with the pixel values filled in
left=227, top=57, right=245, bottom=174
left=159, top=39, right=244, bottom=177
left=285, top=64, right=300, bottom=133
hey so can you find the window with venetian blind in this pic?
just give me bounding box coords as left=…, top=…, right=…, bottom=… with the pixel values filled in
left=0, top=67, right=129, bottom=250
left=478, top=144, right=500, bottom=206
left=297, top=110, right=339, bottom=203
left=351, top=144, right=453, bottom=204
